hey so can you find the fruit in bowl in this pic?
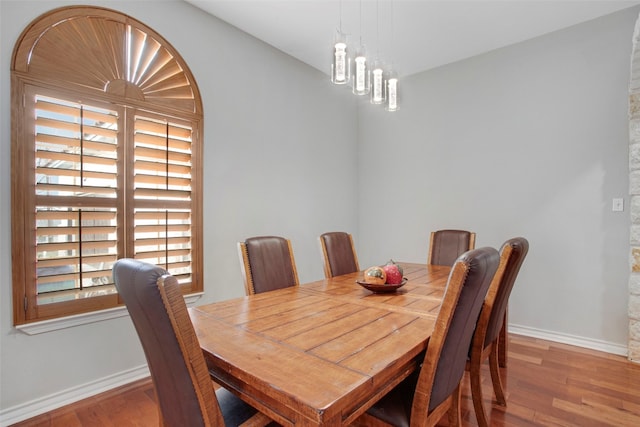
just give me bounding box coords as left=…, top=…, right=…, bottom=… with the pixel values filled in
left=383, top=262, right=403, bottom=285
left=363, top=266, right=387, bottom=284
left=385, top=259, right=403, bottom=277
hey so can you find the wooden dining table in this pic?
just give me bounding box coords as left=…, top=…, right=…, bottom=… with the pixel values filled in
left=189, top=262, right=452, bottom=426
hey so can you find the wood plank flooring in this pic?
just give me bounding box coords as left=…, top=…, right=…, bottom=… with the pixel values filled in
left=10, top=334, right=640, bottom=426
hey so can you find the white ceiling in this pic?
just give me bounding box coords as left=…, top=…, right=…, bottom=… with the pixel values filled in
left=184, top=0, right=640, bottom=77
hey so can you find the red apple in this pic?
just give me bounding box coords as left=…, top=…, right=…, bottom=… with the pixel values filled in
left=383, top=264, right=403, bottom=285
left=385, top=259, right=403, bottom=276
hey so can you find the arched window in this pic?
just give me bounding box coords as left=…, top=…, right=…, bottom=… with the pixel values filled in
left=11, top=6, right=203, bottom=324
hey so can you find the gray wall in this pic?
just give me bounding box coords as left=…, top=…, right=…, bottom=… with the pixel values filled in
left=0, top=0, right=637, bottom=421
left=0, top=0, right=358, bottom=416
left=357, top=6, right=636, bottom=349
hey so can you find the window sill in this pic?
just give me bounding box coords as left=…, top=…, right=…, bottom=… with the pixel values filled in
left=16, top=292, right=204, bottom=335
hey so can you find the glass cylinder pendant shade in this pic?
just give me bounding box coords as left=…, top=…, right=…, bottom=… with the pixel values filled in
left=331, top=30, right=350, bottom=85
left=370, top=60, right=386, bottom=105
left=352, top=45, right=370, bottom=95
left=386, top=70, right=399, bottom=112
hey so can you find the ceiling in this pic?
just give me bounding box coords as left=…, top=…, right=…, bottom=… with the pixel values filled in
left=184, top=0, right=640, bottom=78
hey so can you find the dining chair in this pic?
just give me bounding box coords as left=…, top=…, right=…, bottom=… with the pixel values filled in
left=468, top=237, right=529, bottom=427
left=238, top=235, right=300, bottom=295
left=355, top=247, right=499, bottom=427
left=112, top=258, right=272, bottom=427
left=427, top=229, right=476, bottom=266
left=319, top=231, right=360, bottom=278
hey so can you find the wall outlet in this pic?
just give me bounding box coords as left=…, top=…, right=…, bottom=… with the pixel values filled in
left=612, top=198, right=624, bottom=212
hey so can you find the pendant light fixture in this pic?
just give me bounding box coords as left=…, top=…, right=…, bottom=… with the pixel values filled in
left=329, top=0, right=398, bottom=111
left=385, top=68, right=399, bottom=111
left=331, top=0, right=350, bottom=85
left=370, top=60, right=386, bottom=105
left=353, top=45, right=370, bottom=95
left=352, top=0, right=370, bottom=95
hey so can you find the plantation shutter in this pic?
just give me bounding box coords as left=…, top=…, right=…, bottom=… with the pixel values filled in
left=33, top=92, right=121, bottom=300
left=29, top=92, right=199, bottom=303
left=132, top=114, right=194, bottom=283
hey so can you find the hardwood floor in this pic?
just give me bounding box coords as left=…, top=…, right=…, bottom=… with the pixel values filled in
left=11, top=334, right=640, bottom=426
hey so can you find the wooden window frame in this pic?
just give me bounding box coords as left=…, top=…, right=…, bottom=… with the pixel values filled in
left=11, top=6, right=203, bottom=325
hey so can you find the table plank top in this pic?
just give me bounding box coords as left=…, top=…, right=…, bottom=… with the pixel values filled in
left=190, top=262, right=451, bottom=426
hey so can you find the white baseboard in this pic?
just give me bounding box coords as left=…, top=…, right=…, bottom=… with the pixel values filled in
left=0, top=365, right=150, bottom=427
left=0, top=326, right=630, bottom=426
left=508, top=324, right=628, bottom=357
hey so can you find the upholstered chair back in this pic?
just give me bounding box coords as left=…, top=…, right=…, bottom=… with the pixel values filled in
left=483, top=237, right=529, bottom=348
left=319, top=231, right=360, bottom=278
left=428, top=229, right=476, bottom=266
left=113, top=258, right=224, bottom=427
left=424, top=247, right=499, bottom=411
left=239, top=236, right=299, bottom=295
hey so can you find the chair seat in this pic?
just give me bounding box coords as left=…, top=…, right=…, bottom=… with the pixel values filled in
left=216, top=387, right=260, bottom=426
left=366, top=372, right=418, bottom=427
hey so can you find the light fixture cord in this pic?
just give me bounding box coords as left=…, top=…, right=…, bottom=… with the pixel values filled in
left=390, top=0, right=395, bottom=66
left=389, top=0, right=396, bottom=56
left=359, top=0, right=363, bottom=45
left=376, top=0, right=380, bottom=57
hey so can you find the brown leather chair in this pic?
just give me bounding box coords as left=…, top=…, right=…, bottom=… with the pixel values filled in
left=355, top=247, right=499, bottom=427
left=238, top=236, right=299, bottom=295
left=319, top=231, right=360, bottom=278
left=468, top=237, right=529, bottom=427
left=112, top=258, right=272, bottom=427
left=427, top=229, right=476, bottom=266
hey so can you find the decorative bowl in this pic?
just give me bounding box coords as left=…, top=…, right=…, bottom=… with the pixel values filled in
left=356, top=278, right=407, bottom=293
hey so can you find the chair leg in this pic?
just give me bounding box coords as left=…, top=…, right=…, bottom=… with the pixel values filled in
left=489, top=341, right=507, bottom=406
left=499, top=310, right=508, bottom=368
left=470, top=352, right=490, bottom=427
